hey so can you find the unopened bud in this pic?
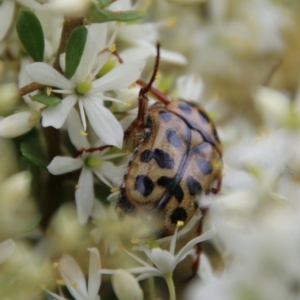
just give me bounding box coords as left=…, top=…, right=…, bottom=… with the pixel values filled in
left=0, top=83, right=18, bottom=110
left=112, top=269, right=143, bottom=300
left=0, top=111, right=40, bottom=138
left=0, top=239, right=15, bottom=264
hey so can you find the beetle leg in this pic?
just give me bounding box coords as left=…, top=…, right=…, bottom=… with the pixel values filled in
left=211, top=177, right=222, bottom=194
left=73, top=144, right=113, bottom=158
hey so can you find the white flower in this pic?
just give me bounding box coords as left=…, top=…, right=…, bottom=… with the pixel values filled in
left=111, top=269, right=143, bottom=300
left=0, top=238, right=15, bottom=264
left=0, top=83, right=18, bottom=111
left=254, top=86, right=293, bottom=130
left=90, top=202, right=123, bottom=256
left=47, top=108, right=126, bottom=224
left=188, top=209, right=300, bottom=300
left=19, top=58, right=45, bottom=111
left=0, top=111, right=40, bottom=138
left=40, top=0, right=90, bottom=14
left=47, top=248, right=101, bottom=300
left=26, top=23, right=145, bottom=148
left=176, top=74, right=204, bottom=102
left=0, top=0, right=41, bottom=41
left=101, top=225, right=216, bottom=280
left=34, top=10, right=63, bottom=60
left=108, top=0, right=186, bottom=65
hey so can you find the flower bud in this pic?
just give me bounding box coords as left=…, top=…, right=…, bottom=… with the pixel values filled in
left=111, top=88, right=139, bottom=113
left=112, top=269, right=143, bottom=300
left=0, top=239, right=15, bottom=264
left=254, top=86, right=291, bottom=128
left=0, top=111, right=40, bottom=138
left=0, top=83, right=18, bottom=111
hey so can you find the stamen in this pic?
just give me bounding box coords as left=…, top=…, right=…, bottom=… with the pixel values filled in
left=177, top=221, right=184, bottom=227
left=111, top=187, right=119, bottom=193
left=57, top=279, right=65, bottom=286
left=80, top=130, right=88, bottom=136
left=109, top=44, right=116, bottom=52
left=46, top=86, right=52, bottom=96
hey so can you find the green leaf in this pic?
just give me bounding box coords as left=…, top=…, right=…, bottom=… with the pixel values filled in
left=65, top=26, right=87, bottom=79
left=96, top=0, right=115, bottom=8
left=22, top=214, right=42, bottom=234
left=31, top=92, right=61, bottom=106
left=87, top=4, right=144, bottom=23
left=20, top=142, right=49, bottom=169
left=16, top=9, right=44, bottom=62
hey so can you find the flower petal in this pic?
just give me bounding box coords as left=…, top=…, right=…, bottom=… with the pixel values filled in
left=87, top=248, right=101, bottom=299
left=67, top=108, right=90, bottom=149
left=123, top=248, right=153, bottom=268
left=45, top=290, right=66, bottom=300
left=93, top=161, right=123, bottom=187
left=72, top=26, right=99, bottom=84
left=42, top=94, right=77, bottom=128
left=0, top=0, right=15, bottom=41
left=92, top=60, right=146, bottom=93
left=47, top=156, right=82, bottom=175
left=127, top=266, right=159, bottom=276
left=16, top=0, right=42, bottom=9
left=136, top=271, right=161, bottom=281
left=150, top=249, right=175, bottom=274
left=175, top=227, right=217, bottom=265
left=75, top=167, right=94, bottom=224
left=90, top=23, right=108, bottom=52
left=83, top=98, right=123, bottom=148
left=0, top=239, right=15, bottom=264
left=119, top=46, right=152, bottom=61
left=59, top=254, right=88, bottom=299
left=25, top=62, right=74, bottom=90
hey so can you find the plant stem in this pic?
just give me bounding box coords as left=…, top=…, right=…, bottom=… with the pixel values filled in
left=140, top=276, right=155, bottom=300
left=164, top=273, right=176, bottom=300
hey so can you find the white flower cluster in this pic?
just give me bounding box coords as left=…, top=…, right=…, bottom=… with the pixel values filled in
left=0, top=0, right=300, bottom=300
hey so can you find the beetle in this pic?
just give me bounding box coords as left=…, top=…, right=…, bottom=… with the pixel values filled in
left=115, top=44, right=223, bottom=240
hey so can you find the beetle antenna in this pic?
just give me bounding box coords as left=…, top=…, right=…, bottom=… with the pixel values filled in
left=136, top=43, right=170, bottom=105
left=141, top=43, right=160, bottom=95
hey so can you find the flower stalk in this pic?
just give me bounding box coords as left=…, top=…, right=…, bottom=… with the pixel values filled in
left=164, top=273, right=176, bottom=300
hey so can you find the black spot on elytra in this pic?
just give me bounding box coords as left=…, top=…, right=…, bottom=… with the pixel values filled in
left=157, top=176, right=183, bottom=202
left=159, top=110, right=172, bottom=123
left=187, top=176, right=202, bottom=196
left=135, top=175, right=154, bottom=196
left=197, top=158, right=212, bottom=175
left=157, top=176, right=173, bottom=188
left=166, top=128, right=182, bottom=147
left=173, top=184, right=184, bottom=202
left=140, top=149, right=175, bottom=169
left=170, top=207, right=187, bottom=224
left=198, top=110, right=210, bottom=124
left=140, top=149, right=152, bottom=163
left=178, top=103, right=192, bottom=114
